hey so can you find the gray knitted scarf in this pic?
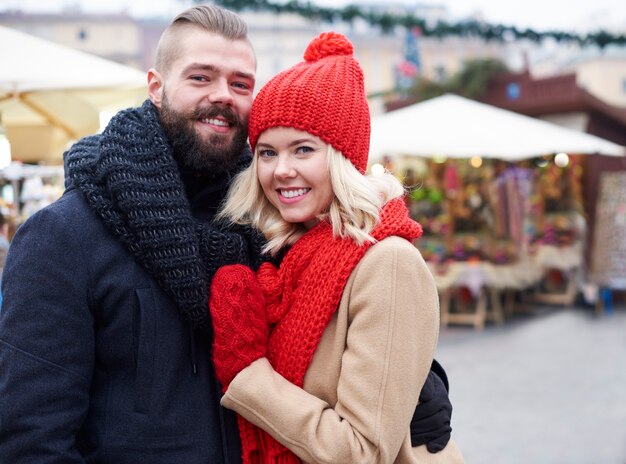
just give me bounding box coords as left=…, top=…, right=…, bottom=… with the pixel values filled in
left=64, top=100, right=264, bottom=333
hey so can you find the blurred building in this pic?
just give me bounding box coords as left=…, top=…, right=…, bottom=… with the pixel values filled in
left=482, top=70, right=626, bottom=140
left=565, top=52, right=626, bottom=108
left=0, top=5, right=515, bottom=112
left=530, top=45, right=626, bottom=108
left=1, top=3, right=623, bottom=120
left=0, top=10, right=144, bottom=69
left=242, top=12, right=320, bottom=92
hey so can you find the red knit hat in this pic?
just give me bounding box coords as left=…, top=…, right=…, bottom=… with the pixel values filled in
left=248, top=32, right=371, bottom=174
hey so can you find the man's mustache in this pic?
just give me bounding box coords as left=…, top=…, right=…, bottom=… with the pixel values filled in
left=192, top=105, right=241, bottom=127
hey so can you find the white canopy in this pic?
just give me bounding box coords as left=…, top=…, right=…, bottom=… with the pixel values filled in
left=0, top=26, right=147, bottom=163
left=369, top=94, right=625, bottom=162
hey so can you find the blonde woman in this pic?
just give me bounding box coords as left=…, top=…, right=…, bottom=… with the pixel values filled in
left=209, top=32, right=464, bottom=463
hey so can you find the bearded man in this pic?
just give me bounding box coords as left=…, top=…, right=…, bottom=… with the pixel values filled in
left=0, top=5, right=263, bottom=463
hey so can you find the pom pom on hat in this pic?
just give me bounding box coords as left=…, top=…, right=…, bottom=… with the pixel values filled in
left=248, top=32, right=370, bottom=174
left=303, top=32, right=354, bottom=62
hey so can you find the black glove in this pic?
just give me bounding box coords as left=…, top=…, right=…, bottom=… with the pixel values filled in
left=410, top=359, right=453, bottom=452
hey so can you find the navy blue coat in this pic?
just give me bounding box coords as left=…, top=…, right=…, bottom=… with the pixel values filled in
left=0, top=183, right=241, bottom=463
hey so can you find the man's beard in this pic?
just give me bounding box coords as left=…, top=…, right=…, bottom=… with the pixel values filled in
left=159, top=92, right=248, bottom=176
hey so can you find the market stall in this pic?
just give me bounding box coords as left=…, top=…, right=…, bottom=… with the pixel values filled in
left=0, top=161, right=64, bottom=225
left=0, top=26, right=147, bottom=164
left=0, top=26, right=148, bottom=229
left=370, top=94, right=625, bottom=328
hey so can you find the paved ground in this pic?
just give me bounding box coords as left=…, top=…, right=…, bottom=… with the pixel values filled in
left=435, top=303, right=626, bottom=464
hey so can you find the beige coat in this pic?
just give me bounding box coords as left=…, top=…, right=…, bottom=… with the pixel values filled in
left=222, top=237, right=464, bottom=463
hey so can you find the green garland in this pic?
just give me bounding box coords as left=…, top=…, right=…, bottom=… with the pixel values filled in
left=210, top=0, right=626, bottom=48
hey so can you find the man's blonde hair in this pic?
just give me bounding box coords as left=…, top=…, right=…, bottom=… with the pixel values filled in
left=217, top=146, right=405, bottom=255
left=155, top=4, right=250, bottom=75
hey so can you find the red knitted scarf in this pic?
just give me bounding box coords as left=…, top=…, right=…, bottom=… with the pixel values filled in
left=238, top=198, right=422, bottom=463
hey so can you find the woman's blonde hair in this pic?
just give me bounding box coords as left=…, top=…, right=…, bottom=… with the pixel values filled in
left=218, top=145, right=405, bottom=255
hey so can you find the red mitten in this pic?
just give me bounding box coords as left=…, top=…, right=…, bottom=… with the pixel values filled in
left=209, top=264, right=268, bottom=392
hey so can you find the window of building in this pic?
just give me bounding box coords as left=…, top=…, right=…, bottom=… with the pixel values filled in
left=506, top=82, right=521, bottom=100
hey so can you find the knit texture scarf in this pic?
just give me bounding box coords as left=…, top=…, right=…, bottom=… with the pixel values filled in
left=238, top=198, right=422, bottom=463
left=64, top=99, right=264, bottom=333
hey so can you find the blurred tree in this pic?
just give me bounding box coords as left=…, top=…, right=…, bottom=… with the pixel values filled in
left=409, top=58, right=508, bottom=101
left=409, top=77, right=447, bottom=101
left=446, top=58, right=509, bottom=99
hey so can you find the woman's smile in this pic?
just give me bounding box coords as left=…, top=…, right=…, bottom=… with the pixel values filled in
left=257, top=127, right=333, bottom=229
